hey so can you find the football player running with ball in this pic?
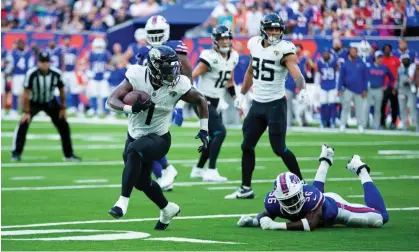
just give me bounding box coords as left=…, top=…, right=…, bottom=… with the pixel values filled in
left=190, top=25, right=239, bottom=182
left=225, top=13, right=308, bottom=199
left=237, top=145, right=389, bottom=231
left=107, top=46, right=209, bottom=230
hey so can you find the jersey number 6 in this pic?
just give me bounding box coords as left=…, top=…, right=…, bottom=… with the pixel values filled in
left=214, top=71, right=232, bottom=88
left=252, top=57, right=275, bottom=81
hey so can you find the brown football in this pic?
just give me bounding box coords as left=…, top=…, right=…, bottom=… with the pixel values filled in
left=123, top=90, right=150, bottom=105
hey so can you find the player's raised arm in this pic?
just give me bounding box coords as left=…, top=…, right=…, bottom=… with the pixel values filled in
left=180, top=87, right=209, bottom=152
left=282, top=53, right=310, bottom=105
left=260, top=204, right=323, bottom=231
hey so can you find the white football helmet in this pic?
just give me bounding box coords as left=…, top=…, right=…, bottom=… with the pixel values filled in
left=92, top=37, right=106, bottom=51
left=357, top=40, right=372, bottom=58
left=134, top=28, right=147, bottom=42
left=145, top=15, right=170, bottom=47
left=273, top=172, right=305, bottom=215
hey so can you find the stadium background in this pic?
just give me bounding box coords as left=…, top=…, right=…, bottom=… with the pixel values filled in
left=1, top=0, right=419, bottom=251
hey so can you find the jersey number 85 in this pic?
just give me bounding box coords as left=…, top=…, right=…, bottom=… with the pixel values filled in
left=252, top=57, right=275, bottom=81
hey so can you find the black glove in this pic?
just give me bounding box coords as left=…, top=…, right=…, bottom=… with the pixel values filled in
left=195, top=129, right=209, bottom=153
left=132, top=97, right=152, bottom=114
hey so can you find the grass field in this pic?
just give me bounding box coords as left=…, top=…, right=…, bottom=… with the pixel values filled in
left=1, top=118, right=419, bottom=251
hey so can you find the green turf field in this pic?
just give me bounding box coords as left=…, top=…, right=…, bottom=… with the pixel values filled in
left=1, top=119, right=419, bottom=251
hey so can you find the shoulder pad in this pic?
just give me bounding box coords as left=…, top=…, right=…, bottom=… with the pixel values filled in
left=125, top=65, right=146, bottom=90
left=166, top=40, right=188, bottom=55
left=175, top=75, right=192, bottom=96
left=247, top=36, right=262, bottom=52
left=277, top=40, right=296, bottom=55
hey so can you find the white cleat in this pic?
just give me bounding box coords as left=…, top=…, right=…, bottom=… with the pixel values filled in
left=358, top=125, right=365, bottom=133
left=190, top=166, right=205, bottom=179
left=203, top=168, right=228, bottom=182
left=346, top=155, right=370, bottom=175
left=319, top=144, right=334, bottom=166
left=159, top=170, right=174, bottom=191
left=166, top=164, right=178, bottom=178
left=339, top=124, right=346, bottom=133
left=154, top=202, right=180, bottom=230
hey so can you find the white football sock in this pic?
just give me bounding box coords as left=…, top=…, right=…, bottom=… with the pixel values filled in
left=115, top=195, right=129, bottom=215
left=359, top=169, right=372, bottom=184
left=314, top=161, right=330, bottom=183
left=242, top=185, right=251, bottom=190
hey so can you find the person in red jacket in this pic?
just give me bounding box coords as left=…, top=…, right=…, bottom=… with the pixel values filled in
left=380, top=44, right=401, bottom=129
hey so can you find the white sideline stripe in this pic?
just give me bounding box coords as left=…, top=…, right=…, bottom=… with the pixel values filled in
left=2, top=175, right=419, bottom=191
left=1, top=132, right=115, bottom=142
left=2, top=207, right=419, bottom=229
left=144, top=237, right=243, bottom=244
left=3, top=116, right=419, bottom=136
left=10, top=176, right=45, bottom=181
left=73, top=179, right=109, bottom=184
left=2, top=140, right=419, bottom=151
left=3, top=155, right=419, bottom=168
left=346, top=195, right=364, bottom=198
left=207, top=186, right=238, bottom=190
left=378, top=150, right=419, bottom=155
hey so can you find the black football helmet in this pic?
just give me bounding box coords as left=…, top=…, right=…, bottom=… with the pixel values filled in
left=260, top=13, right=285, bottom=45
left=211, top=25, right=233, bottom=53
left=147, top=45, right=181, bottom=87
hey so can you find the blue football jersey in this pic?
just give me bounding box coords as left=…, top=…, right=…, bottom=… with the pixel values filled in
left=7, top=49, right=32, bottom=75
left=108, top=66, right=127, bottom=87
left=62, top=47, right=77, bottom=72
left=136, top=40, right=189, bottom=66
left=316, top=59, right=338, bottom=90
left=46, top=47, right=63, bottom=69
left=330, top=48, right=348, bottom=64
left=264, top=184, right=338, bottom=225
left=89, top=51, right=111, bottom=80
left=2, top=48, right=7, bottom=72
left=128, top=43, right=150, bottom=64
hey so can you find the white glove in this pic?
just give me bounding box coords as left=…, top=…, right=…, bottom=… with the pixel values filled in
left=297, top=89, right=310, bottom=106
left=234, top=93, right=244, bottom=109
left=237, top=215, right=256, bottom=227
left=260, top=216, right=274, bottom=230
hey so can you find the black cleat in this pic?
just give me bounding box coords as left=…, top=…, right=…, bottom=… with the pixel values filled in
left=224, top=186, right=255, bottom=199
left=154, top=220, right=170, bottom=230
left=11, top=152, right=21, bottom=162
left=108, top=206, right=124, bottom=219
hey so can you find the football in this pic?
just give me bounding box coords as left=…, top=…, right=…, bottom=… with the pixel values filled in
left=123, top=90, right=150, bottom=105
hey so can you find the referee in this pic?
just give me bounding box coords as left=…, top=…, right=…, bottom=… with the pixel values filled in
left=11, top=51, right=81, bottom=162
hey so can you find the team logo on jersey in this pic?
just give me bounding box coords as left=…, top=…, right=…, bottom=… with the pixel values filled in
left=274, top=50, right=279, bottom=56
left=213, top=59, right=218, bottom=64
left=169, top=90, right=178, bottom=97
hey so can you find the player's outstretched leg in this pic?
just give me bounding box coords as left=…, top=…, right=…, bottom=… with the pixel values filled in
left=154, top=202, right=181, bottom=230
left=204, top=129, right=228, bottom=182
left=346, top=155, right=389, bottom=224
left=313, top=144, right=334, bottom=192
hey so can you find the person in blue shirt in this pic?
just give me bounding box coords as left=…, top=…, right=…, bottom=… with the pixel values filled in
left=86, top=37, right=112, bottom=117
left=291, top=3, right=311, bottom=40
left=338, top=46, right=368, bottom=133
left=5, top=39, right=33, bottom=116
left=46, top=40, right=63, bottom=70
left=238, top=145, right=389, bottom=231
left=315, top=50, right=339, bottom=128
left=330, top=38, right=348, bottom=65
left=61, top=35, right=81, bottom=115
left=2, top=48, right=8, bottom=117
left=125, top=28, right=149, bottom=65
left=276, top=0, right=294, bottom=23
left=403, top=0, right=419, bottom=37
left=366, top=51, right=394, bottom=129
left=392, top=38, right=416, bottom=62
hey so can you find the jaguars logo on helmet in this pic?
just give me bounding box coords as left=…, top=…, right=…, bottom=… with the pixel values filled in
left=260, top=13, right=285, bottom=45
left=147, top=45, right=181, bottom=87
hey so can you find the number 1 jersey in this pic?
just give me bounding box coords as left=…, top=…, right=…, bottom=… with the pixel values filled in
left=248, top=36, right=296, bottom=103
left=197, top=49, right=239, bottom=99
left=125, top=65, right=192, bottom=139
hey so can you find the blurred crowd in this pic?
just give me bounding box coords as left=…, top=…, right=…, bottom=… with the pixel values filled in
left=1, top=0, right=175, bottom=32
left=199, top=0, right=419, bottom=38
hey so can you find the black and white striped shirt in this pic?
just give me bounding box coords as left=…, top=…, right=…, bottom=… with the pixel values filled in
left=23, top=66, right=64, bottom=104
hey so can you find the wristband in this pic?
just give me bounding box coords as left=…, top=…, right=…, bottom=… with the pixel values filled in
left=271, top=221, right=287, bottom=230
left=123, top=105, right=132, bottom=113
left=227, top=85, right=236, bottom=98
left=200, top=118, right=208, bottom=132
left=301, top=218, right=311, bottom=231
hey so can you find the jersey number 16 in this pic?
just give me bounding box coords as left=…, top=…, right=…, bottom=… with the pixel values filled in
left=252, top=57, right=275, bottom=81
left=214, top=71, right=231, bottom=88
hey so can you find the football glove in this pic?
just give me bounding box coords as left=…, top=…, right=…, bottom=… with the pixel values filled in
left=234, top=93, right=244, bottom=110
left=195, top=129, right=209, bottom=153
left=319, top=144, right=334, bottom=166
left=172, top=108, right=184, bottom=126
left=132, top=98, right=153, bottom=114
left=297, top=89, right=310, bottom=106
left=237, top=216, right=258, bottom=227
left=260, top=216, right=275, bottom=230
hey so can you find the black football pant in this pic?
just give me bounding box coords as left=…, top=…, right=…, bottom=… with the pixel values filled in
left=12, top=99, right=74, bottom=157
left=241, top=97, right=303, bottom=187
left=121, top=132, right=171, bottom=209
left=380, top=86, right=399, bottom=127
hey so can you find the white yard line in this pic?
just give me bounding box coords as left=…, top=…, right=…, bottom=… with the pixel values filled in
left=2, top=175, right=419, bottom=191
left=206, top=186, right=238, bottom=190
left=378, top=150, right=419, bottom=155
left=2, top=207, right=419, bottom=229
left=3, top=155, right=419, bottom=168
left=2, top=140, right=419, bottom=151
left=10, top=176, right=45, bottom=181
left=73, top=179, right=109, bottom=184
left=346, top=195, right=364, bottom=198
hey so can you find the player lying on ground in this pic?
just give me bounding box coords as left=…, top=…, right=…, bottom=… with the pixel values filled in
left=237, top=145, right=389, bottom=230
left=106, top=46, right=209, bottom=230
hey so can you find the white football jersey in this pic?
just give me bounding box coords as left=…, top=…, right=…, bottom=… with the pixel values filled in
left=248, top=36, right=296, bottom=103
left=197, top=49, right=239, bottom=99
left=125, top=65, right=191, bottom=139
